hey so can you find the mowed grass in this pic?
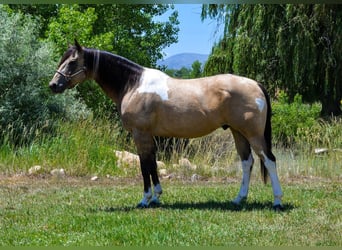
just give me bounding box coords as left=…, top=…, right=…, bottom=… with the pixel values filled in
left=0, top=176, right=340, bottom=246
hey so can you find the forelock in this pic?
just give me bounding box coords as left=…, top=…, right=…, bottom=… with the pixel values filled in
left=58, top=46, right=77, bottom=67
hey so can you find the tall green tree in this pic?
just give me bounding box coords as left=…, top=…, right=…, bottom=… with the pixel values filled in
left=190, top=60, right=202, bottom=78
left=8, top=4, right=179, bottom=117
left=9, top=4, right=179, bottom=67
left=202, top=4, right=342, bottom=116
left=0, top=6, right=88, bottom=145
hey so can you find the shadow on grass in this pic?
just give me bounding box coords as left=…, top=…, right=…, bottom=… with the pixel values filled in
left=92, top=200, right=296, bottom=213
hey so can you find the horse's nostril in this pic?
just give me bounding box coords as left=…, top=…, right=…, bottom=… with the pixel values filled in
left=49, top=82, right=56, bottom=89
left=49, top=82, right=59, bottom=93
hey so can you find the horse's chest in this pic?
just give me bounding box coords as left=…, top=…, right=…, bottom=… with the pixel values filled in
left=120, top=91, right=159, bottom=131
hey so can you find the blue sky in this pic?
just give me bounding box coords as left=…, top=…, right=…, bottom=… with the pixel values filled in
left=156, top=4, right=223, bottom=58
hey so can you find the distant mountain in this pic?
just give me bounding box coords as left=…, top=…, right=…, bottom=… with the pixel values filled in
left=157, top=53, right=209, bottom=70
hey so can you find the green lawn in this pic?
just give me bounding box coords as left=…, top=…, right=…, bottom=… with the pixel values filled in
left=0, top=176, right=340, bottom=246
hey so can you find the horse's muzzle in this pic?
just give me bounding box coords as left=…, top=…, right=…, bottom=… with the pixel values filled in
left=49, top=81, right=65, bottom=94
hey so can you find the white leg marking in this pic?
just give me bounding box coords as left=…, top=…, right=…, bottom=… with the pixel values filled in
left=233, top=154, right=254, bottom=205
left=261, top=151, right=283, bottom=206
left=139, top=187, right=152, bottom=207
left=151, top=183, right=162, bottom=204
left=137, top=68, right=169, bottom=101
left=255, top=98, right=265, bottom=112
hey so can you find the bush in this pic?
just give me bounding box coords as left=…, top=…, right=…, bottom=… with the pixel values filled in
left=0, top=7, right=90, bottom=146
left=272, top=91, right=321, bottom=146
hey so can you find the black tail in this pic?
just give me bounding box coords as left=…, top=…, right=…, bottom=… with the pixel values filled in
left=258, top=84, right=275, bottom=184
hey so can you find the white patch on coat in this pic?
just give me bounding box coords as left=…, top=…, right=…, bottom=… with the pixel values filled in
left=137, top=68, right=169, bottom=101
left=255, top=98, right=265, bottom=112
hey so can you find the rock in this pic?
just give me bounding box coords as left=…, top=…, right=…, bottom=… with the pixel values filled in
left=179, top=158, right=197, bottom=171
left=50, top=168, right=66, bottom=177
left=159, top=168, right=168, bottom=176
left=314, top=148, right=329, bottom=154
left=115, top=150, right=140, bottom=167
left=28, top=165, right=43, bottom=175
left=179, top=158, right=191, bottom=168
left=157, top=161, right=166, bottom=169
left=191, top=174, right=200, bottom=182
left=171, top=164, right=179, bottom=169
left=162, top=173, right=175, bottom=179
left=91, top=176, right=99, bottom=181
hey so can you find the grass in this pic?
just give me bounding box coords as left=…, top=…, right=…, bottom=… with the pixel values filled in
left=0, top=116, right=341, bottom=246
left=0, top=117, right=340, bottom=180
left=0, top=176, right=340, bottom=246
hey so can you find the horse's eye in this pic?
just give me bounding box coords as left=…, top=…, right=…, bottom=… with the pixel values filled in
left=69, top=60, right=77, bottom=67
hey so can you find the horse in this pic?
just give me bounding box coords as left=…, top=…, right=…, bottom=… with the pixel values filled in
left=49, top=40, right=283, bottom=210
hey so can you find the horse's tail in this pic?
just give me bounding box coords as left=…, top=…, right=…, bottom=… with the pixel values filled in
left=258, top=83, right=275, bottom=184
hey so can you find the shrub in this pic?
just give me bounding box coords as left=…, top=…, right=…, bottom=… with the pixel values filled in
left=0, top=7, right=90, bottom=146
left=272, top=91, right=321, bottom=146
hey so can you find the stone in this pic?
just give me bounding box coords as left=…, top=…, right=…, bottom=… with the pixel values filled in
left=91, top=176, right=99, bottom=181
left=50, top=168, right=66, bottom=177
left=115, top=150, right=140, bottom=167
left=157, top=161, right=166, bottom=169
left=179, top=158, right=197, bottom=170
left=314, top=148, right=329, bottom=154
left=159, top=168, right=168, bottom=176
left=28, top=165, right=43, bottom=175
left=191, top=173, right=200, bottom=182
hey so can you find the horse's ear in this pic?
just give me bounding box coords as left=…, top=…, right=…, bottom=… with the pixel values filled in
left=74, top=39, right=82, bottom=52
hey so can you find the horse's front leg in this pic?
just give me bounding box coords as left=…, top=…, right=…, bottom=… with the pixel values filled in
left=133, top=130, right=162, bottom=208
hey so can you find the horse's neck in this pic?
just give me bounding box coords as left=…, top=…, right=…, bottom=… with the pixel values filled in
left=85, top=49, right=144, bottom=103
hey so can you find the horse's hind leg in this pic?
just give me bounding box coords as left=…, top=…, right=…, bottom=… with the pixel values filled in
left=231, top=129, right=254, bottom=205
left=132, top=130, right=162, bottom=208
left=249, top=137, right=283, bottom=209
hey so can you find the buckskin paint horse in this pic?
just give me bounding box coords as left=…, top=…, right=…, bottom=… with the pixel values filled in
left=49, top=41, right=283, bottom=210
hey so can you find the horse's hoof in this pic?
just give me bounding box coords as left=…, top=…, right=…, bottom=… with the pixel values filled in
left=273, top=204, right=284, bottom=212
left=149, top=200, right=161, bottom=208
left=231, top=196, right=247, bottom=206
left=137, top=202, right=149, bottom=209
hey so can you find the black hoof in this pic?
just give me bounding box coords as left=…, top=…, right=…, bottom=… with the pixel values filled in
left=136, top=202, right=149, bottom=209
left=149, top=200, right=161, bottom=208
left=273, top=204, right=284, bottom=212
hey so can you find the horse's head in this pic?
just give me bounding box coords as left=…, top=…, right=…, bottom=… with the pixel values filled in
left=49, top=40, right=87, bottom=93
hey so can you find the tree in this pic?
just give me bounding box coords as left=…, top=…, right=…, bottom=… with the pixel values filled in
left=0, top=6, right=88, bottom=145
left=164, top=61, right=202, bottom=79
left=7, top=4, right=180, bottom=117
left=190, top=60, right=202, bottom=78
left=202, top=4, right=342, bottom=116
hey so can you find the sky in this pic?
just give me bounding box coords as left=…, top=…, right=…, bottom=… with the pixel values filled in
left=156, top=4, right=224, bottom=58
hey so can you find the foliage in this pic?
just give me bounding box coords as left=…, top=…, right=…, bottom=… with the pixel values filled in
left=1, top=115, right=340, bottom=180
left=202, top=4, right=342, bottom=116
left=164, top=60, right=203, bottom=79
left=272, top=92, right=321, bottom=146
left=42, top=4, right=179, bottom=118
left=190, top=60, right=203, bottom=78
left=0, top=7, right=89, bottom=146
left=46, top=5, right=114, bottom=55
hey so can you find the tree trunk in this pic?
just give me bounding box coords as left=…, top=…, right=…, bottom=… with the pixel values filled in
left=320, top=66, right=342, bottom=117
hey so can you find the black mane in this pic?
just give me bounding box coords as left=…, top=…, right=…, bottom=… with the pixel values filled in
left=83, top=48, right=144, bottom=96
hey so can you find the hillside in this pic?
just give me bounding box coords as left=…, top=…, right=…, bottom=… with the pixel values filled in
left=157, top=53, right=209, bottom=70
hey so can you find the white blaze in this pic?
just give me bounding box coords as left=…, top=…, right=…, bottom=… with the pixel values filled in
left=137, top=68, right=169, bottom=101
